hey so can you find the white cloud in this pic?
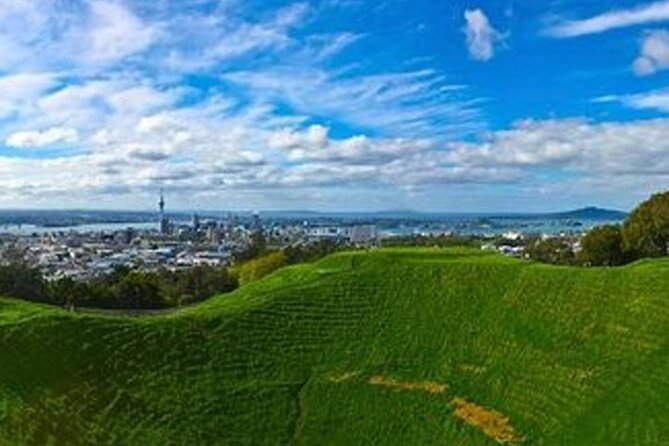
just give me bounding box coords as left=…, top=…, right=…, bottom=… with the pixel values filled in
left=272, top=128, right=433, bottom=167
left=137, top=115, right=183, bottom=134
left=225, top=68, right=481, bottom=137
left=81, top=1, right=158, bottom=65
left=594, top=88, right=669, bottom=112
left=0, top=72, right=59, bottom=119
left=447, top=118, right=669, bottom=176
left=262, top=124, right=517, bottom=189
left=0, top=0, right=159, bottom=71
left=269, top=125, right=329, bottom=150
left=0, top=0, right=59, bottom=70
left=304, top=32, right=361, bottom=61
left=0, top=73, right=57, bottom=100
left=31, top=77, right=187, bottom=134
left=547, top=0, right=669, bottom=38
left=633, top=30, right=669, bottom=75
left=162, top=3, right=309, bottom=71
left=464, top=9, right=502, bottom=62
left=107, top=85, right=185, bottom=114
left=6, top=127, right=79, bottom=148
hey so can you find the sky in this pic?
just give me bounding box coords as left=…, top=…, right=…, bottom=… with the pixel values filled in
left=2, top=0, right=669, bottom=212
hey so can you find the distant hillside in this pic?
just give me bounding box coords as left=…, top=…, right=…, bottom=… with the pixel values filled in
left=263, top=207, right=629, bottom=221
left=548, top=206, right=627, bottom=220
left=1, top=248, right=668, bottom=445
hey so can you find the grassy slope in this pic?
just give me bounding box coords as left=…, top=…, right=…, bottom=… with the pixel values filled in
left=1, top=248, right=669, bottom=445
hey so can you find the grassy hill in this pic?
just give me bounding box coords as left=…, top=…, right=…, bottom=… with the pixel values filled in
left=2, top=247, right=669, bottom=445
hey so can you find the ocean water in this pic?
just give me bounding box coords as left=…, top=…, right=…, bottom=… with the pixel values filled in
left=0, top=222, right=158, bottom=235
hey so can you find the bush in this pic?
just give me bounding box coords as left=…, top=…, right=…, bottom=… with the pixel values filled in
left=525, top=238, right=575, bottom=265
left=284, top=240, right=344, bottom=264
left=237, top=251, right=288, bottom=285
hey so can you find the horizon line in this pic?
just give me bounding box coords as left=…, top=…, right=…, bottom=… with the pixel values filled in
left=0, top=206, right=629, bottom=216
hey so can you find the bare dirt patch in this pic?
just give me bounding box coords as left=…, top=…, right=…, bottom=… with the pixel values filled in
left=451, top=397, right=523, bottom=444
left=327, top=372, right=523, bottom=444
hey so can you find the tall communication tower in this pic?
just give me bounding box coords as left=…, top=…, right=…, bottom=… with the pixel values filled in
left=159, top=188, right=169, bottom=235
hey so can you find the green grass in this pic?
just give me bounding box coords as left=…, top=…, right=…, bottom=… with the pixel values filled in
left=2, top=247, right=669, bottom=445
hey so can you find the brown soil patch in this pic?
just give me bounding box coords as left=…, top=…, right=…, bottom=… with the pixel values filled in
left=451, top=397, right=522, bottom=444
left=368, top=375, right=447, bottom=394
left=329, top=372, right=524, bottom=444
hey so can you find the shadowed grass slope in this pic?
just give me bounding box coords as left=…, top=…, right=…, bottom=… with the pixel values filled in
left=1, top=247, right=669, bottom=445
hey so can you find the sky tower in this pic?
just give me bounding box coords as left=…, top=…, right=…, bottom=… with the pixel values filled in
left=159, top=188, right=169, bottom=235
left=159, top=188, right=165, bottom=211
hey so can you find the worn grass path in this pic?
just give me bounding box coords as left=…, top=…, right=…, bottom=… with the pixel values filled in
left=1, top=248, right=669, bottom=445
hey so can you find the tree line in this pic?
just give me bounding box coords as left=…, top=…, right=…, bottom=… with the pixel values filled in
left=0, top=264, right=238, bottom=310
left=0, top=239, right=347, bottom=310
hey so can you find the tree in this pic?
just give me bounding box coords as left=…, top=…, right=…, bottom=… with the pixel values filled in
left=46, top=278, right=90, bottom=310
left=114, top=272, right=162, bottom=309
left=173, top=265, right=238, bottom=305
left=579, top=225, right=626, bottom=266
left=0, top=262, right=45, bottom=302
left=622, top=191, right=669, bottom=258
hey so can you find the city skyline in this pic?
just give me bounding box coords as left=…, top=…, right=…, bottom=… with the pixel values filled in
left=1, top=1, right=669, bottom=212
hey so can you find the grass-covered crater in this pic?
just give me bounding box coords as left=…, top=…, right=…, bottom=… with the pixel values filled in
left=2, top=248, right=669, bottom=445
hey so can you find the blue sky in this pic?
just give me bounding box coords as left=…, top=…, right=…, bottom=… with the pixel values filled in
left=2, top=0, right=669, bottom=211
